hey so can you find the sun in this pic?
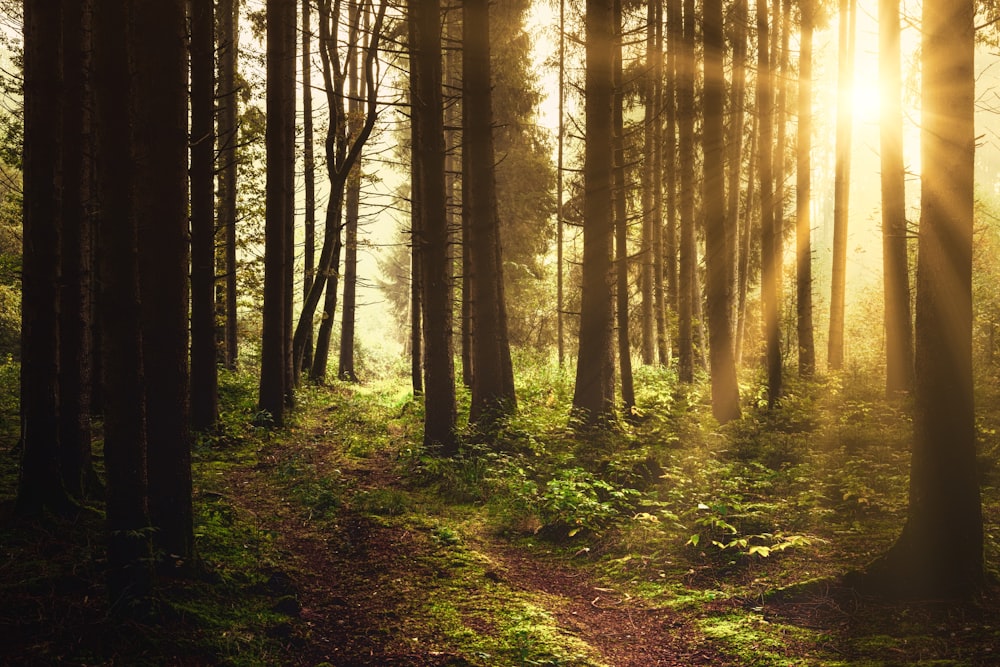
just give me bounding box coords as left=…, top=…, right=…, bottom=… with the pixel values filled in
left=850, top=77, right=882, bottom=124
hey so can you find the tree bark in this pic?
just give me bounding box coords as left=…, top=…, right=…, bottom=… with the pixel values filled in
left=133, top=0, right=192, bottom=564
left=828, top=0, right=856, bottom=371
left=704, top=0, right=741, bottom=422
left=757, top=0, right=781, bottom=406
left=613, top=0, right=635, bottom=414
left=676, top=0, right=695, bottom=383
left=464, top=0, right=517, bottom=426
left=218, top=0, right=240, bottom=371
left=572, top=0, right=616, bottom=426
left=302, top=0, right=316, bottom=372
left=191, top=0, right=219, bottom=431
left=796, top=0, right=816, bottom=378
left=879, top=0, right=914, bottom=395
left=859, top=0, right=981, bottom=598
left=411, top=0, right=457, bottom=451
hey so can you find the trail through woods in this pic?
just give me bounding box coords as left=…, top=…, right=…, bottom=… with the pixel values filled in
left=222, top=402, right=735, bottom=666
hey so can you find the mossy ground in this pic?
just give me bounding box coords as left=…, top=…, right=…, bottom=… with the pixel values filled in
left=3, top=358, right=1000, bottom=665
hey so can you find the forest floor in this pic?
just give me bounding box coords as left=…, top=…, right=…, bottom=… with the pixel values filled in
left=5, top=369, right=1000, bottom=665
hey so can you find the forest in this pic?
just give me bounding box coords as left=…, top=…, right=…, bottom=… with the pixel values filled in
left=3, top=0, right=1000, bottom=664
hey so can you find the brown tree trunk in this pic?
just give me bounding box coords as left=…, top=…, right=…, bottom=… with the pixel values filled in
left=727, top=0, right=748, bottom=346
left=651, top=0, right=669, bottom=367
left=572, top=0, right=616, bottom=425
left=133, top=0, right=193, bottom=564
left=613, top=0, right=635, bottom=414
left=464, top=0, right=517, bottom=427
left=302, top=0, right=316, bottom=372
left=259, top=0, right=294, bottom=424
left=218, top=0, right=240, bottom=371
left=704, top=0, right=741, bottom=422
left=880, top=0, right=913, bottom=395
left=828, top=0, right=856, bottom=371
left=639, top=0, right=657, bottom=366
left=757, top=0, right=781, bottom=406
left=17, top=0, right=73, bottom=517
left=191, top=0, right=219, bottom=431
left=796, top=0, right=816, bottom=378
left=859, top=0, right=981, bottom=598
left=411, top=0, right=457, bottom=451
left=556, top=0, right=566, bottom=368
left=93, top=0, right=152, bottom=604
left=676, top=0, right=695, bottom=383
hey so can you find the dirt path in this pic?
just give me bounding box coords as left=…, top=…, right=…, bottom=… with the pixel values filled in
left=221, top=419, right=735, bottom=666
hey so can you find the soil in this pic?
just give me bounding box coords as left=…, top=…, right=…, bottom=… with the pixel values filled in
left=223, top=422, right=739, bottom=666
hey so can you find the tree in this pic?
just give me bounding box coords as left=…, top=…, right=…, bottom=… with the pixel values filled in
left=302, top=0, right=317, bottom=372
left=727, top=0, right=748, bottom=347
left=410, top=0, right=457, bottom=452
left=218, top=0, right=240, bottom=370
left=338, top=0, right=365, bottom=383
left=572, top=0, right=616, bottom=426
left=612, top=0, right=635, bottom=415
left=58, top=0, right=97, bottom=499
left=133, top=0, right=193, bottom=565
left=879, top=0, right=914, bottom=395
left=17, top=0, right=72, bottom=516
left=858, top=0, right=981, bottom=598
left=704, top=0, right=741, bottom=422
left=796, top=0, right=816, bottom=378
left=757, top=0, right=781, bottom=406
left=92, top=0, right=152, bottom=604
left=556, top=0, right=566, bottom=367
left=828, top=0, right=856, bottom=371
left=639, top=0, right=658, bottom=366
left=464, top=0, right=517, bottom=426
left=259, top=0, right=295, bottom=425
left=676, top=0, right=696, bottom=383
left=191, top=0, right=219, bottom=430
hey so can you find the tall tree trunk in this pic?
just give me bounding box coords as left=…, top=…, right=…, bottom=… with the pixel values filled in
left=727, top=0, right=748, bottom=345
left=58, top=0, right=96, bottom=499
left=218, top=0, right=240, bottom=371
left=757, top=0, right=781, bottom=406
left=613, top=0, right=635, bottom=414
left=556, top=0, right=566, bottom=368
left=665, top=0, right=679, bottom=358
left=880, top=0, right=913, bottom=395
left=338, top=0, right=364, bottom=383
left=859, top=0, right=981, bottom=598
left=704, top=0, right=741, bottom=422
left=796, top=0, right=816, bottom=377
left=259, top=0, right=295, bottom=424
left=771, top=0, right=790, bottom=323
left=735, top=112, right=758, bottom=366
left=191, top=0, right=218, bottom=431
left=411, top=0, right=457, bottom=452
left=302, top=0, right=316, bottom=372
left=639, top=0, right=657, bottom=366
left=828, top=0, right=856, bottom=371
left=93, top=0, right=152, bottom=604
left=676, top=0, right=696, bottom=383
left=651, top=0, right=669, bottom=366
left=17, top=0, right=72, bottom=517
left=465, top=0, right=517, bottom=426
left=134, top=0, right=192, bottom=564
left=573, top=0, right=616, bottom=425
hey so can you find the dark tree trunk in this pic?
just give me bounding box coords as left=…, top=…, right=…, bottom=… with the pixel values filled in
left=703, top=0, right=740, bottom=423
left=727, top=0, right=747, bottom=347
left=676, top=0, right=695, bottom=383
left=218, top=0, right=240, bottom=370
left=829, top=0, right=856, bottom=371
left=302, top=0, right=316, bottom=372
left=58, top=0, right=96, bottom=500
left=133, top=0, right=192, bottom=564
left=17, top=0, right=72, bottom=517
left=757, top=0, right=781, bottom=406
left=735, top=113, right=757, bottom=366
left=859, top=0, right=981, bottom=598
left=411, top=0, right=457, bottom=452
left=572, top=0, right=616, bottom=426
left=612, top=0, right=635, bottom=414
left=796, top=0, right=816, bottom=378
left=191, top=0, right=219, bottom=431
left=665, top=0, right=679, bottom=356
left=464, top=0, right=516, bottom=426
left=639, top=0, right=657, bottom=366
left=651, top=0, right=669, bottom=367
left=556, top=0, right=566, bottom=368
left=880, top=0, right=913, bottom=396
left=93, top=0, right=152, bottom=605
left=338, top=1, right=363, bottom=383
left=259, top=0, right=295, bottom=425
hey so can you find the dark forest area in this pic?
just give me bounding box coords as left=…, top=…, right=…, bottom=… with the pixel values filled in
left=4, top=0, right=1000, bottom=664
